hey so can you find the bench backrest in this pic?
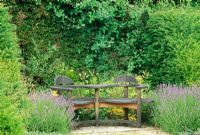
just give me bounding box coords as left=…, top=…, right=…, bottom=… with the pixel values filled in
left=54, top=75, right=74, bottom=86
left=113, top=75, right=138, bottom=101
left=113, top=75, right=137, bottom=84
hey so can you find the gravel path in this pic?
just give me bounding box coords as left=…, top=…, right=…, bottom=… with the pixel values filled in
left=70, top=126, right=169, bottom=135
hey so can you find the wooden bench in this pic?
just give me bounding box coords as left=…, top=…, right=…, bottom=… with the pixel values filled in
left=50, top=75, right=148, bottom=127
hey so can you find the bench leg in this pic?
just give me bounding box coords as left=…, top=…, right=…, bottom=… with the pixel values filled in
left=95, top=88, right=99, bottom=126
left=136, top=88, right=141, bottom=128
left=124, top=108, right=129, bottom=120
left=124, top=86, right=129, bottom=120
left=67, top=90, right=72, bottom=100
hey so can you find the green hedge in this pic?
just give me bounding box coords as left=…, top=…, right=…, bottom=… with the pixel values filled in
left=0, top=6, right=25, bottom=134
left=0, top=5, right=25, bottom=99
left=139, top=7, right=200, bottom=87
left=0, top=84, right=25, bottom=135
left=5, top=2, right=75, bottom=87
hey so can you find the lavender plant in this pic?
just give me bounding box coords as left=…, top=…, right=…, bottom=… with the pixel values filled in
left=153, top=84, right=200, bottom=135
left=26, top=92, right=74, bottom=134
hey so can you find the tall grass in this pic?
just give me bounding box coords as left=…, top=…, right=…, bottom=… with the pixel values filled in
left=26, top=92, right=74, bottom=134
left=153, top=84, right=200, bottom=134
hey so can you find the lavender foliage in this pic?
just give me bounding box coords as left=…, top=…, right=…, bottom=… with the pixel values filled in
left=153, top=84, right=200, bottom=134
left=27, top=92, right=74, bottom=133
left=157, top=84, right=200, bottom=100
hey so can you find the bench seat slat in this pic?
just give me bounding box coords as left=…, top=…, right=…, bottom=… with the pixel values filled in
left=71, top=98, right=152, bottom=105
left=100, top=98, right=153, bottom=104
left=72, top=98, right=95, bottom=105
left=100, top=98, right=137, bottom=104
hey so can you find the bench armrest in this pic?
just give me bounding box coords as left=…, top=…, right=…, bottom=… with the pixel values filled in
left=50, top=86, right=73, bottom=91
left=134, top=84, right=147, bottom=89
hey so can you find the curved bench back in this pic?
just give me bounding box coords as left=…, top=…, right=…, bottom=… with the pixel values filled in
left=54, top=75, right=74, bottom=86
left=113, top=75, right=137, bottom=84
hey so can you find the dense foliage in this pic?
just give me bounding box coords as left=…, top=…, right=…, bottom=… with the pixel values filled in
left=153, top=85, right=200, bottom=134
left=0, top=5, right=25, bottom=100
left=5, top=0, right=149, bottom=86
left=5, top=1, right=200, bottom=88
left=0, top=92, right=25, bottom=134
left=6, top=2, right=68, bottom=87
left=134, top=7, right=200, bottom=87
left=0, top=6, right=25, bottom=134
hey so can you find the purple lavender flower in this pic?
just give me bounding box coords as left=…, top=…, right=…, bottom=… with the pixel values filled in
left=27, top=92, right=75, bottom=133
left=153, top=84, right=200, bottom=134
left=156, top=84, right=200, bottom=101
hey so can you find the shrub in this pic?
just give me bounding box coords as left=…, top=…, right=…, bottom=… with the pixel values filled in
left=153, top=84, right=200, bottom=134
left=26, top=92, right=74, bottom=134
left=0, top=87, right=25, bottom=135
left=0, top=5, right=25, bottom=98
left=0, top=5, right=26, bottom=134
left=141, top=103, right=154, bottom=125
left=2, top=2, right=71, bottom=88
left=25, top=44, right=67, bottom=86
left=138, top=8, right=200, bottom=87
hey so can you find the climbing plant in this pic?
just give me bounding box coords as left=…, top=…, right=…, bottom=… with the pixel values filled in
left=5, top=0, right=146, bottom=85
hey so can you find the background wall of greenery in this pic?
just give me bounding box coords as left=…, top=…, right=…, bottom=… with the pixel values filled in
left=5, top=0, right=145, bottom=87
left=4, top=0, right=200, bottom=89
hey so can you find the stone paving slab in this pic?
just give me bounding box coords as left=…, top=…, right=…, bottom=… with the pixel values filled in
left=70, top=126, right=169, bottom=135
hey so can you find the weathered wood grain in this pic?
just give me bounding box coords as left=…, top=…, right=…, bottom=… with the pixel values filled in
left=71, top=98, right=152, bottom=105
left=100, top=98, right=137, bottom=103
left=114, top=75, right=137, bottom=83
left=136, top=88, right=141, bottom=128
left=99, top=102, right=137, bottom=109
left=51, top=75, right=150, bottom=127
left=72, top=98, right=95, bottom=105
left=124, top=86, right=129, bottom=120
left=71, top=98, right=152, bottom=110
left=50, top=86, right=73, bottom=91
left=74, top=104, right=95, bottom=110
left=64, top=84, right=146, bottom=89
left=95, top=88, right=99, bottom=126
left=54, top=75, right=74, bottom=86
